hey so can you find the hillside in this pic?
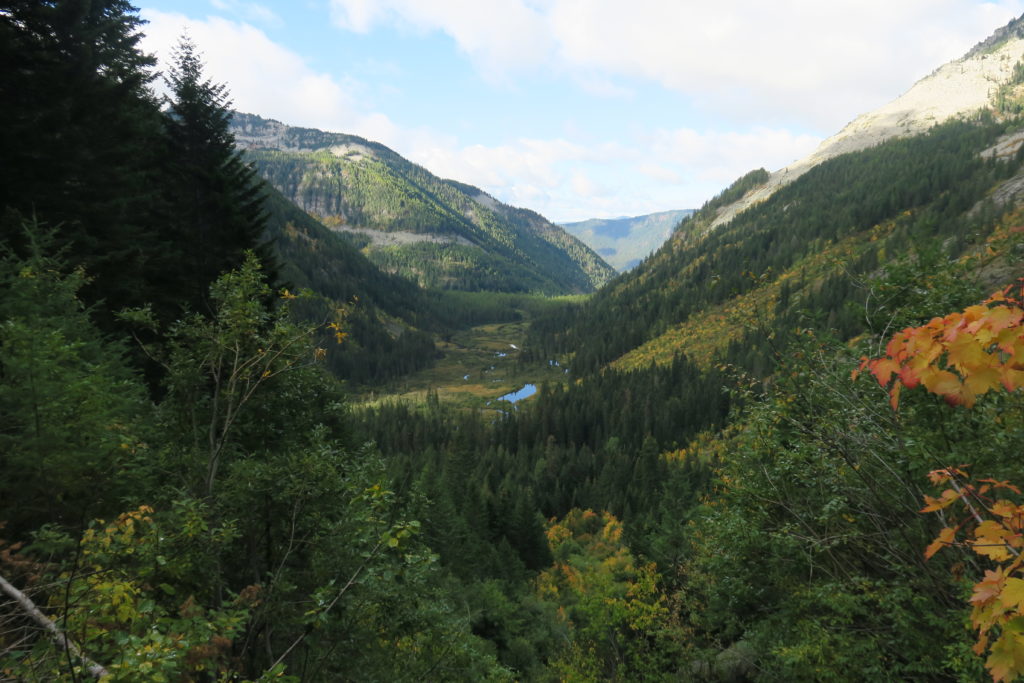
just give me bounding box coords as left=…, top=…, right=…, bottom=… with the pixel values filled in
left=546, top=14, right=1024, bottom=377
left=560, top=209, right=693, bottom=271
left=231, top=113, right=616, bottom=294
left=542, top=117, right=1024, bottom=375
left=261, top=186, right=444, bottom=384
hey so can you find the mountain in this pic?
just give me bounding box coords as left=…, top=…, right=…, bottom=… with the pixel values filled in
left=13, top=5, right=1024, bottom=681
left=539, top=16, right=1024, bottom=378
left=559, top=209, right=694, bottom=271
left=705, top=14, right=1024, bottom=231
left=230, top=113, right=616, bottom=294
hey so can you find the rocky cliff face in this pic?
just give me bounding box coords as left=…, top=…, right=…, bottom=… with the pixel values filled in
left=708, top=15, right=1024, bottom=230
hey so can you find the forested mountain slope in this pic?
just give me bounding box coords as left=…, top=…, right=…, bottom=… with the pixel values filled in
left=262, top=187, right=443, bottom=383
left=537, top=117, right=1024, bottom=376
left=232, top=112, right=616, bottom=293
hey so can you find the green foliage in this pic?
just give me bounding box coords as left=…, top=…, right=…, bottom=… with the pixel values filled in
left=0, top=226, right=147, bottom=536
left=120, top=252, right=323, bottom=499
left=262, top=188, right=442, bottom=384
left=0, top=0, right=166, bottom=326
left=538, top=509, right=686, bottom=681
left=9, top=3, right=1024, bottom=679
left=4, top=505, right=251, bottom=681
left=359, top=353, right=726, bottom=525
left=681, top=336, right=967, bottom=680
left=1, top=248, right=509, bottom=680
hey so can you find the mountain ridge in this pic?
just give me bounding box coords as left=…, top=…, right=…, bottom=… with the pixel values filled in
left=230, top=112, right=616, bottom=294
left=706, top=14, right=1024, bottom=231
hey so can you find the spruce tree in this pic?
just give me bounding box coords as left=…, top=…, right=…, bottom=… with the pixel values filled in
left=162, top=35, right=276, bottom=315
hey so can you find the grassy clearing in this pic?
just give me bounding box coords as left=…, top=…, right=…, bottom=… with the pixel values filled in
left=353, top=298, right=576, bottom=410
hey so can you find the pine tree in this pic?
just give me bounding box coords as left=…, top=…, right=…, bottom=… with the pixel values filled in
left=162, top=35, right=276, bottom=315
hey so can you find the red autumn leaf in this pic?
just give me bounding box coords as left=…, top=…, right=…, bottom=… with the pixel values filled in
left=984, top=305, right=1024, bottom=336
left=888, top=381, right=902, bottom=411
left=899, top=364, right=921, bottom=389
left=1001, top=367, right=1024, bottom=393
left=869, top=358, right=901, bottom=387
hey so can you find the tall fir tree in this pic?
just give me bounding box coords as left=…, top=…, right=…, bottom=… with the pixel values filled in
left=161, top=35, right=277, bottom=315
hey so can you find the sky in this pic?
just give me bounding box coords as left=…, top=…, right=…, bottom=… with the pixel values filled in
left=136, top=1, right=1024, bottom=223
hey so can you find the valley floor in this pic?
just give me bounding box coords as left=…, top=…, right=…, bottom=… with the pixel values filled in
left=352, top=317, right=569, bottom=409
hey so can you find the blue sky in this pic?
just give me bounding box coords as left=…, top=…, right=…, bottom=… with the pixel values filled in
left=137, top=1, right=1024, bottom=222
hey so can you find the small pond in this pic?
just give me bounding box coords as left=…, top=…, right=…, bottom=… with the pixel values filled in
left=497, top=383, right=537, bottom=403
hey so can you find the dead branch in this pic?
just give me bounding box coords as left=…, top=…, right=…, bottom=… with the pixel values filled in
left=0, top=570, right=109, bottom=679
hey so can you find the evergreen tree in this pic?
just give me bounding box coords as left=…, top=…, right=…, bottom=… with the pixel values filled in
left=0, top=0, right=166, bottom=323
left=161, top=35, right=276, bottom=315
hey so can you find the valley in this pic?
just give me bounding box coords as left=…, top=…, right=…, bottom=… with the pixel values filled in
left=351, top=296, right=575, bottom=410
left=9, top=4, right=1024, bottom=682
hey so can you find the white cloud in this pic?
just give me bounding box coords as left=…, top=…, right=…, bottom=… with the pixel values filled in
left=329, top=0, right=1024, bottom=129
left=570, top=171, right=608, bottom=198
left=135, top=9, right=827, bottom=221
left=649, top=126, right=822, bottom=183
left=137, top=3, right=1024, bottom=223
left=636, top=164, right=682, bottom=184
left=329, top=0, right=556, bottom=81
left=401, top=126, right=820, bottom=222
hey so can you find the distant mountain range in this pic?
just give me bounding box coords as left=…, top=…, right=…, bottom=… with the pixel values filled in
left=559, top=210, right=694, bottom=271
left=230, top=113, right=616, bottom=294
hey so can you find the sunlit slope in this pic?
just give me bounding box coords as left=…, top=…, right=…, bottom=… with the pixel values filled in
left=706, top=15, right=1024, bottom=231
